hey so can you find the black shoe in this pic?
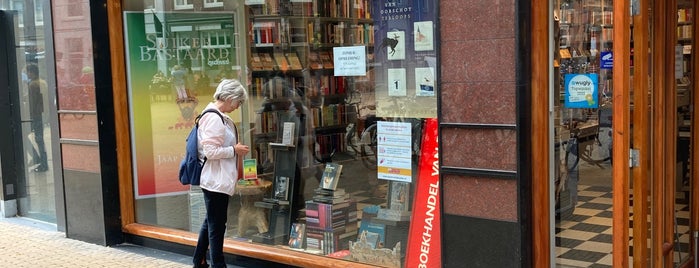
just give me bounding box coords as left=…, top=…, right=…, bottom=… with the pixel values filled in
left=34, top=166, right=48, bottom=172
left=193, top=262, right=209, bottom=268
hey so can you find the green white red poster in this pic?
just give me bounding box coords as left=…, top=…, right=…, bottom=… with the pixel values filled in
left=124, top=12, right=238, bottom=198
left=405, top=118, right=441, bottom=267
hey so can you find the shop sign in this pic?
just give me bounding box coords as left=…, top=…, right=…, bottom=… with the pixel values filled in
left=564, top=73, right=599, bottom=109
left=405, top=118, right=441, bottom=268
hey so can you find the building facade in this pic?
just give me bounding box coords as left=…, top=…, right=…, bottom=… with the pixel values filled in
left=1, top=0, right=696, bottom=267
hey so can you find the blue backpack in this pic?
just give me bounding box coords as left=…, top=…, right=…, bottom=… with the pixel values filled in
left=179, top=109, right=225, bottom=185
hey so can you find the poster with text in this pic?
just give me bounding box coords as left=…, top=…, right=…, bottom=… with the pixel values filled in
left=124, top=12, right=239, bottom=198
left=377, top=121, right=412, bottom=182
left=373, top=0, right=438, bottom=119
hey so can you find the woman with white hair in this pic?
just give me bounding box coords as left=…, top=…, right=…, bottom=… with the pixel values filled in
left=192, top=79, right=249, bottom=268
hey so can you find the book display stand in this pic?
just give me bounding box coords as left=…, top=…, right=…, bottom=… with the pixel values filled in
left=252, top=143, right=297, bottom=245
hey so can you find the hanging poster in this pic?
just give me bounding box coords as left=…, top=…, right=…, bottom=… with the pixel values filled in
left=124, top=12, right=239, bottom=198
left=372, top=0, right=438, bottom=119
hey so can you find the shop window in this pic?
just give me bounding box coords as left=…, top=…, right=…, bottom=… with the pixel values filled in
left=122, top=1, right=438, bottom=267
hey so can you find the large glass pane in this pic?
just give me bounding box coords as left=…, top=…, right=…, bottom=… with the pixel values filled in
left=674, top=1, right=693, bottom=265
left=7, top=0, right=57, bottom=223
left=553, top=0, right=617, bottom=266
left=124, top=1, right=438, bottom=266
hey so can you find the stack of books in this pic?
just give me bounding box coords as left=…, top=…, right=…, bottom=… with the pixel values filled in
left=313, top=187, right=350, bottom=204
left=304, top=199, right=358, bottom=254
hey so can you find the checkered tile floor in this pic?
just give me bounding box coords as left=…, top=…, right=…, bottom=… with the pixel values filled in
left=556, top=185, right=691, bottom=267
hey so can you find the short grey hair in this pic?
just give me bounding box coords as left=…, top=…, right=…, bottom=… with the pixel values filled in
left=214, top=79, right=248, bottom=102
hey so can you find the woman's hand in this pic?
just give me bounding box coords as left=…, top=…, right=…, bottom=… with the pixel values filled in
left=234, top=143, right=250, bottom=156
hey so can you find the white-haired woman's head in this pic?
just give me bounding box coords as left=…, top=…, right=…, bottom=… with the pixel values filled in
left=214, top=79, right=248, bottom=103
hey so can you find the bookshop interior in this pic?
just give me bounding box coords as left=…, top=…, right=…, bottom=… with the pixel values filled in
left=552, top=0, right=694, bottom=267
left=123, top=0, right=437, bottom=267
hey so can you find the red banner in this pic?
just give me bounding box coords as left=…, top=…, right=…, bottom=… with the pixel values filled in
left=405, top=118, right=441, bottom=268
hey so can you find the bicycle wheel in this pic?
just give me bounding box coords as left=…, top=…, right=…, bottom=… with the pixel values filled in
left=359, top=124, right=377, bottom=169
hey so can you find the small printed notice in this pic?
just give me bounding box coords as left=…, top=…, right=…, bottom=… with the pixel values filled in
left=377, top=121, right=412, bottom=182
left=564, top=73, right=599, bottom=109
left=333, top=46, right=366, bottom=76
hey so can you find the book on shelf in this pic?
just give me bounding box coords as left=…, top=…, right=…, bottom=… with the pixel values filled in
left=251, top=53, right=264, bottom=70
left=288, top=223, right=306, bottom=249
left=273, top=175, right=290, bottom=201
left=286, top=52, right=303, bottom=70
left=281, top=122, right=295, bottom=146
left=273, top=52, right=290, bottom=72
left=308, top=52, right=324, bottom=70
left=319, top=51, right=334, bottom=69
left=261, top=53, right=276, bottom=70
left=320, top=163, right=342, bottom=190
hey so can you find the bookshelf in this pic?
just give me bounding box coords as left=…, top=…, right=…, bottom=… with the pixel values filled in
left=246, top=0, right=375, bottom=165
left=245, top=0, right=375, bottom=253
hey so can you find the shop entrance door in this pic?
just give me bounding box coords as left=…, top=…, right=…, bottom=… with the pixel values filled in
left=622, top=0, right=696, bottom=267
left=549, top=0, right=696, bottom=267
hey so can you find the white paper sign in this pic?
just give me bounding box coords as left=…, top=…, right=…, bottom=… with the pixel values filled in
left=333, top=46, right=366, bottom=76
left=377, top=121, right=412, bottom=182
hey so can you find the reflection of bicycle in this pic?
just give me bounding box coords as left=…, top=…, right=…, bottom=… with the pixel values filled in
left=344, top=89, right=379, bottom=169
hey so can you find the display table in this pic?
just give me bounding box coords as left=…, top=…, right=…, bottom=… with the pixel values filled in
left=236, top=180, right=272, bottom=237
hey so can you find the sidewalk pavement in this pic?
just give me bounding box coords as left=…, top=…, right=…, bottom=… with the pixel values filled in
left=0, top=216, right=193, bottom=268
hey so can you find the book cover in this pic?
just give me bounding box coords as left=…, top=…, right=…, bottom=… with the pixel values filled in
left=274, top=176, right=290, bottom=200
left=357, top=222, right=385, bottom=249
left=288, top=223, right=306, bottom=249
left=388, top=181, right=410, bottom=211
left=320, top=163, right=342, bottom=190
left=281, top=122, right=295, bottom=146
left=243, top=159, right=258, bottom=180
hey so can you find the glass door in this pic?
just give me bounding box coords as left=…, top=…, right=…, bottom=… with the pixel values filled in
left=552, top=1, right=620, bottom=267
left=2, top=2, right=57, bottom=223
